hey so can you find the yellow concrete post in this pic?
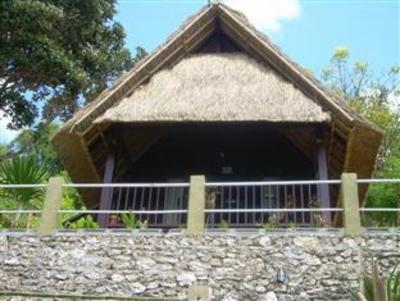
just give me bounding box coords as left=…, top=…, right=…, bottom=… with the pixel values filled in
left=188, top=285, right=210, bottom=301
left=39, top=176, right=64, bottom=235
left=187, top=175, right=206, bottom=235
left=341, top=173, right=363, bottom=235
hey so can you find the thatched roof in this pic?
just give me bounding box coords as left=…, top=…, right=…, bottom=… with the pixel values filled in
left=95, top=53, right=330, bottom=124
left=56, top=3, right=378, bottom=133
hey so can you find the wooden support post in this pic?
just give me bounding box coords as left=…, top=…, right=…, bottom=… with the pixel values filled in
left=187, top=175, right=206, bottom=235
left=98, top=152, right=115, bottom=228
left=39, top=176, right=64, bottom=235
left=316, top=141, right=331, bottom=224
left=341, top=173, right=363, bottom=235
left=188, top=285, right=210, bottom=301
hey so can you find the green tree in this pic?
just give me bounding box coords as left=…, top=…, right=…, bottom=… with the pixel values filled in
left=0, top=0, right=146, bottom=129
left=322, top=47, right=400, bottom=226
left=322, top=46, right=400, bottom=168
left=3, top=123, right=87, bottom=214
left=364, top=156, right=400, bottom=226
left=7, top=122, right=62, bottom=175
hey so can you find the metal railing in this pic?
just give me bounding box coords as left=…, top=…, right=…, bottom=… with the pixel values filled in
left=357, top=179, right=400, bottom=229
left=0, top=184, right=47, bottom=231
left=61, top=182, right=189, bottom=229
left=0, top=175, right=399, bottom=234
left=204, top=180, right=341, bottom=227
left=0, top=210, right=41, bottom=231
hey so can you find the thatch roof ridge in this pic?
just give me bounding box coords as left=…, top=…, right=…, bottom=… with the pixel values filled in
left=95, top=53, right=331, bottom=124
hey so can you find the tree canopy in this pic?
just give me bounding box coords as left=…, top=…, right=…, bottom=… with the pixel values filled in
left=322, top=47, right=400, bottom=226
left=322, top=46, right=400, bottom=169
left=6, top=122, right=62, bottom=175
left=0, top=0, right=145, bottom=129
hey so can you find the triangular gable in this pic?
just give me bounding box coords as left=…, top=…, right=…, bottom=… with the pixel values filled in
left=60, top=3, right=378, bottom=135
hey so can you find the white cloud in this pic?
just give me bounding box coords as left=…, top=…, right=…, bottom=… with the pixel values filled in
left=0, top=115, right=21, bottom=144
left=224, top=0, right=301, bottom=32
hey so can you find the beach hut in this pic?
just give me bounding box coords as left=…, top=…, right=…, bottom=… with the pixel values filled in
left=53, top=3, right=382, bottom=228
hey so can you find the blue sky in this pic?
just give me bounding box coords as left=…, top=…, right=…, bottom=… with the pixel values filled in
left=0, top=0, right=399, bottom=143
left=116, top=0, right=399, bottom=73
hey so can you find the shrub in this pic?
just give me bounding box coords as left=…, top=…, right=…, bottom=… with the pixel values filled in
left=121, top=211, right=148, bottom=229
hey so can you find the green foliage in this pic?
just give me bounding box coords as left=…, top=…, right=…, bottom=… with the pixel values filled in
left=121, top=212, right=136, bottom=229
left=332, top=46, right=349, bottom=61
left=8, top=212, right=41, bottom=230
left=0, top=144, right=7, bottom=160
left=387, top=265, right=400, bottom=301
left=361, top=260, right=400, bottom=301
left=263, top=222, right=277, bottom=231
left=0, top=155, right=48, bottom=228
left=0, top=214, right=11, bottom=229
left=0, top=213, right=41, bottom=230
left=65, top=215, right=99, bottom=229
left=218, top=219, right=229, bottom=229
left=322, top=46, right=400, bottom=168
left=0, top=155, right=48, bottom=209
left=2, top=123, right=84, bottom=217
left=7, top=122, right=62, bottom=175
left=364, top=157, right=400, bottom=227
left=59, top=170, right=83, bottom=210
left=322, top=47, right=400, bottom=227
left=3, top=122, right=84, bottom=212
left=121, top=211, right=148, bottom=229
left=137, top=220, right=148, bottom=229
left=2, top=121, right=85, bottom=213
left=363, top=273, right=374, bottom=301
left=0, top=0, right=146, bottom=128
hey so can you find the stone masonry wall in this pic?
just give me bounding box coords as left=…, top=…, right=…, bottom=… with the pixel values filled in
left=0, top=231, right=399, bottom=300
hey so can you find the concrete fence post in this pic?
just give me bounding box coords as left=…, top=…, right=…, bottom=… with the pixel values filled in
left=39, top=176, right=64, bottom=235
left=188, top=285, right=210, bottom=301
left=187, top=175, right=206, bottom=235
left=341, top=173, right=363, bottom=235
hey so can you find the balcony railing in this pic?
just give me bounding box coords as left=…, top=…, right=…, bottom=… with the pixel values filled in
left=61, top=182, right=190, bottom=228
left=110, top=184, right=189, bottom=228
left=0, top=175, right=399, bottom=234
left=204, top=180, right=341, bottom=227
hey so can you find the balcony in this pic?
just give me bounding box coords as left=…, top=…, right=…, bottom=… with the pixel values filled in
left=1, top=175, right=399, bottom=234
